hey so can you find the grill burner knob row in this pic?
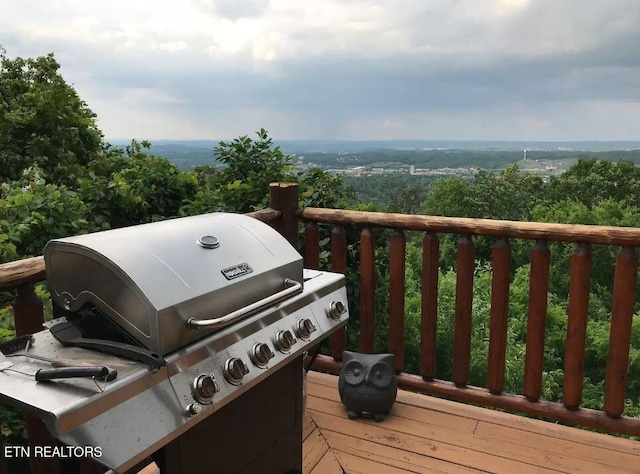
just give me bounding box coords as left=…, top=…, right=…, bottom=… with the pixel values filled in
left=192, top=374, right=220, bottom=404
left=295, top=318, right=317, bottom=341
left=224, top=357, right=249, bottom=385
left=275, top=330, right=297, bottom=353
left=251, top=343, right=275, bottom=368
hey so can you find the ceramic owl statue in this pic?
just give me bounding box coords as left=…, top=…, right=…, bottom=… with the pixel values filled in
left=338, top=351, right=397, bottom=422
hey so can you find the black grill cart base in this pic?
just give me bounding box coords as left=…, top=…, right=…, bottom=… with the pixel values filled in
left=154, top=357, right=303, bottom=474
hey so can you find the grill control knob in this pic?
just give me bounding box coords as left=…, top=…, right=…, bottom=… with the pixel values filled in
left=251, top=343, right=274, bottom=368
left=275, top=330, right=297, bottom=353
left=192, top=374, right=220, bottom=404
left=295, top=318, right=317, bottom=341
left=224, top=357, right=249, bottom=385
left=328, top=301, right=347, bottom=320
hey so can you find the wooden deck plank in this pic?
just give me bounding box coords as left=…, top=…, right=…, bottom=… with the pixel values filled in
left=334, top=451, right=418, bottom=474
left=309, top=397, right=638, bottom=474
left=304, top=412, right=316, bottom=441
left=474, top=420, right=640, bottom=471
left=304, top=428, right=330, bottom=473
left=310, top=409, right=558, bottom=474
left=309, top=450, right=344, bottom=474
left=394, top=388, right=640, bottom=455
left=307, top=371, right=640, bottom=455
left=306, top=371, right=640, bottom=474
left=322, top=430, right=485, bottom=474
left=137, top=462, right=159, bottom=474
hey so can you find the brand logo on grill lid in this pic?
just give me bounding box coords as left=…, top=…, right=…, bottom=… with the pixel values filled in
left=221, top=263, right=253, bottom=280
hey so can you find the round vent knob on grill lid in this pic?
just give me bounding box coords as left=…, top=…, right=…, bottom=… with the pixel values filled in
left=275, top=330, right=297, bottom=353
left=224, top=357, right=249, bottom=385
left=197, top=235, right=220, bottom=249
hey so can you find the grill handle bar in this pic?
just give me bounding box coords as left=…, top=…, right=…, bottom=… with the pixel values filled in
left=186, top=278, right=303, bottom=330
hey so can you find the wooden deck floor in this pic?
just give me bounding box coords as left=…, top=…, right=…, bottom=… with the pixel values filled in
left=304, top=371, right=640, bottom=474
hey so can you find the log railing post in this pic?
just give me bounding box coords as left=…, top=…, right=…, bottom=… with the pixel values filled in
left=268, top=182, right=299, bottom=249
left=13, top=283, right=45, bottom=337
left=389, top=229, right=406, bottom=373
left=304, top=222, right=320, bottom=269
left=330, top=226, right=347, bottom=361
left=487, top=238, right=512, bottom=394
left=453, top=235, right=474, bottom=387
left=523, top=240, right=551, bottom=402
left=563, top=242, right=593, bottom=411
left=359, top=228, right=376, bottom=354
left=13, top=284, right=61, bottom=474
left=604, top=246, right=638, bottom=418
left=421, top=232, right=439, bottom=381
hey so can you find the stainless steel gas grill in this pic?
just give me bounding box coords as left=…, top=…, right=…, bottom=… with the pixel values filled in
left=0, top=213, right=349, bottom=473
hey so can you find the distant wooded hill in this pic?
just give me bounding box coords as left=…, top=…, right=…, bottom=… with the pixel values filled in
left=144, top=141, right=640, bottom=171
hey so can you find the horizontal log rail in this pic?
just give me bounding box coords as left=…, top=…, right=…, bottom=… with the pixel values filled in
left=0, top=256, right=46, bottom=292
left=298, top=207, right=640, bottom=246
left=298, top=205, right=640, bottom=438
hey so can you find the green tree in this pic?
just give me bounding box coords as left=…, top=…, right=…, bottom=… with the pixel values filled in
left=186, top=129, right=295, bottom=214
left=0, top=166, right=93, bottom=261
left=530, top=198, right=640, bottom=301
left=79, top=140, right=197, bottom=229
left=422, top=164, right=543, bottom=221
left=387, top=185, right=423, bottom=214
left=298, top=168, right=353, bottom=209
left=422, top=176, right=475, bottom=218
left=546, top=159, right=640, bottom=210
left=422, top=165, right=544, bottom=271
left=0, top=51, right=103, bottom=184
left=343, top=174, right=435, bottom=210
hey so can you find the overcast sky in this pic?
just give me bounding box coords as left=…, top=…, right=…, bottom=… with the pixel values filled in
left=2, top=0, right=639, bottom=141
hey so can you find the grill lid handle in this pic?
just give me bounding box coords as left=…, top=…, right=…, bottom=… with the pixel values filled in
left=187, top=278, right=303, bottom=330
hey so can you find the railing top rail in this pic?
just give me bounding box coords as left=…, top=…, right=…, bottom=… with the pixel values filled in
left=298, top=207, right=640, bottom=247
left=0, top=256, right=45, bottom=291
left=0, top=208, right=281, bottom=292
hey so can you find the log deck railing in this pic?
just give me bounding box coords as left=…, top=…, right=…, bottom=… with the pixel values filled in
left=298, top=207, right=640, bottom=437
left=1, top=182, right=639, bottom=473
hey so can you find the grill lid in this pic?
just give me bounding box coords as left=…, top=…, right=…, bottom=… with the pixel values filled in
left=44, top=213, right=303, bottom=355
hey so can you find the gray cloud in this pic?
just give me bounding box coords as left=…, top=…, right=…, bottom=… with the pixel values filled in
left=1, top=0, right=639, bottom=140
left=190, top=0, right=271, bottom=20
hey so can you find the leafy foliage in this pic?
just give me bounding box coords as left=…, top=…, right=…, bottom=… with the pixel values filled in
left=0, top=166, right=93, bottom=260
left=184, top=129, right=295, bottom=214
left=79, top=140, right=197, bottom=229
left=298, top=168, right=353, bottom=209
left=545, top=159, right=640, bottom=209
left=343, top=174, right=436, bottom=211
left=0, top=52, right=103, bottom=185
